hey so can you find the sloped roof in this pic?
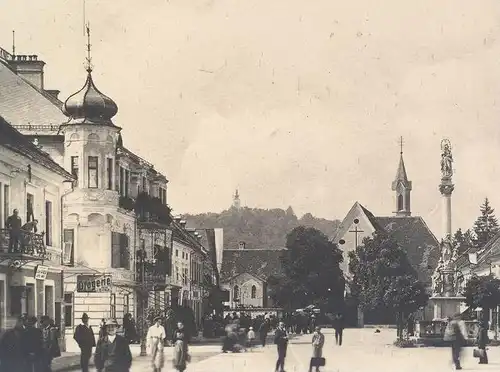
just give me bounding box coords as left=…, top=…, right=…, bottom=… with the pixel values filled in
left=220, top=248, right=287, bottom=282
left=374, top=216, right=440, bottom=283
left=0, top=60, right=67, bottom=127
left=0, top=115, right=72, bottom=179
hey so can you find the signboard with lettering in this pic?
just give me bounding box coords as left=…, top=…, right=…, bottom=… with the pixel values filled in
left=34, top=265, right=48, bottom=280
left=76, top=275, right=112, bottom=293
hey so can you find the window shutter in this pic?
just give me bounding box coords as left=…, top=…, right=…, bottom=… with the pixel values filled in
left=120, top=233, right=130, bottom=269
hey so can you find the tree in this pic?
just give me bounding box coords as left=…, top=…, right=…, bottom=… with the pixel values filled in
left=452, top=228, right=474, bottom=255
left=462, top=274, right=500, bottom=323
left=269, top=226, right=345, bottom=311
left=348, top=231, right=428, bottom=337
left=383, top=275, right=429, bottom=339
left=473, top=198, right=500, bottom=248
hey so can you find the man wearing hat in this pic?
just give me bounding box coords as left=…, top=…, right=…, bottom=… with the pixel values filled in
left=94, top=318, right=132, bottom=372
left=74, top=313, right=96, bottom=372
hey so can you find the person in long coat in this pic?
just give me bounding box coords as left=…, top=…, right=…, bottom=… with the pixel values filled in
left=0, top=316, right=27, bottom=371
left=74, top=313, right=96, bottom=372
left=94, top=319, right=132, bottom=372
left=274, top=321, right=289, bottom=372
left=309, top=326, right=325, bottom=372
left=172, top=321, right=190, bottom=372
left=147, top=317, right=166, bottom=372
left=477, top=321, right=489, bottom=364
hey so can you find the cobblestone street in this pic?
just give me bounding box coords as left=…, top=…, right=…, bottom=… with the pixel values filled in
left=118, top=328, right=500, bottom=372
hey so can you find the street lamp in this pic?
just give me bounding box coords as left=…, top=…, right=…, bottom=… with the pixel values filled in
left=136, top=249, right=147, bottom=356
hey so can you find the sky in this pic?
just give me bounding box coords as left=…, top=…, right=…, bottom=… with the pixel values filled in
left=3, top=0, right=500, bottom=238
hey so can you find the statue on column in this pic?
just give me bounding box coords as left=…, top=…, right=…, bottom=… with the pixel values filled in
left=440, top=139, right=453, bottom=179
left=432, top=259, right=444, bottom=295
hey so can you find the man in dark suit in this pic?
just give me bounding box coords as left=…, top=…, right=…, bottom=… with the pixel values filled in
left=74, top=313, right=96, bottom=372
left=274, top=321, right=289, bottom=372
left=334, top=313, right=344, bottom=346
left=94, top=318, right=132, bottom=372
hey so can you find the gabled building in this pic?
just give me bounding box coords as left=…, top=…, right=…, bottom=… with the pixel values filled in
left=333, top=150, right=440, bottom=325
left=220, top=241, right=287, bottom=309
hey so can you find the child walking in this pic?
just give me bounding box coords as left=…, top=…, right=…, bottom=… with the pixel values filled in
left=247, top=327, right=256, bottom=351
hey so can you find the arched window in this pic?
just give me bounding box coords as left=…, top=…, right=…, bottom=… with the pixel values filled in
left=397, top=194, right=404, bottom=211
left=233, top=285, right=239, bottom=300
left=251, top=285, right=257, bottom=299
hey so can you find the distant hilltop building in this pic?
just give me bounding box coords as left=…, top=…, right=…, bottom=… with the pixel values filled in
left=232, top=189, right=241, bottom=210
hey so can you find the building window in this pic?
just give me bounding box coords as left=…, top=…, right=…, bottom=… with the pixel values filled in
left=119, top=167, right=125, bottom=195
left=124, top=169, right=130, bottom=197
left=251, top=285, right=257, bottom=299
left=142, top=176, right=147, bottom=192
left=111, top=232, right=130, bottom=269
left=88, top=156, right=99, bottom=188
left=176, top=266, right=179, bottom=282
left=110, top=293, right=116, bottom=319
left=397, top=194, right=404, bottom=211
left=64, top=293, right=73, bottom=327
left=183, top=268, right=188, bottom=285
left=107, top=158, right=113, bottom=190
left=3, top=185, right=9, bottom=228
left=26, top=193, right=34, bottom=223
left=124, top=294, right=130, bottom=315
left=159, top=187, right=167, bottom=205
left=45, top=286, right=54, bottom=318
left=71, top=156, right=79, bottom=186
left=175, top=249, right=178, bottom=257
left=233, top=285, right=239, bottom=300
left=45, top=201, right=52, bottom=245
left=63, top=229, right=75, bottom=266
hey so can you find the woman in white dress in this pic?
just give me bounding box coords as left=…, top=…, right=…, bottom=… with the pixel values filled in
left=147, top=317, right=166, bottom=372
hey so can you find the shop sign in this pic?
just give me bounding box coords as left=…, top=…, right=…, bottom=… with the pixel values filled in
left=34, top=265, right=49, bottom=280
left=77, top=275, right=112, bottom=293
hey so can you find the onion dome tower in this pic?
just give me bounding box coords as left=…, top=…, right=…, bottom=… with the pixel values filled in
left=60, top=23, right=121, bottom=192
left=62, top=27, right=118, bottom=126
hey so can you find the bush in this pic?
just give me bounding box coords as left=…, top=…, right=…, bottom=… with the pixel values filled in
left=393, top=339, right=415, bottom=348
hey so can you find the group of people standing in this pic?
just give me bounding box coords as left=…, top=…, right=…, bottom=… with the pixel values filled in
left=0, top=314, right=61, bottom=372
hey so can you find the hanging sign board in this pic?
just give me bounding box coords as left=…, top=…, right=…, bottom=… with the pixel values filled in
left=34, top=265, right=49, bottom=280
left=77, top=275, right=112, bottom=293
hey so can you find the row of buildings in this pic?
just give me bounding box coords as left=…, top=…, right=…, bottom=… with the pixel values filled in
left=0, top=45, right=221, bottom=348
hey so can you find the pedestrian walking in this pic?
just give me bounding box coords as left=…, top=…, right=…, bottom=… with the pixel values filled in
left=309, top=326, right=325, bottom=372
left=147, top=317, right=166, bottom=372
left=172, top=321, right=190, bottom=372
left=259, top=318, right=270, bottom=347
left=247, top=327, right=256, bottom=351
left=443, top=314, right=467, bottom=370
left=39, top=315, right=60, bottom=372
left=73, top=313, right=96, bottom=372
left=0, top=315, right=27, bottom=371
left=94, top=318, right=132, bottom=372
left=274, top=321, right=289, bottom=372
left=476, top=320, right=489, bottom=364
left=334, top=313, right=344, bottom=346
left=25, top=316, right=43, bottom=372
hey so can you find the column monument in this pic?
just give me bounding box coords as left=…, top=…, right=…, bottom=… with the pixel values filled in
left=430, top=139, right=465, bottom=320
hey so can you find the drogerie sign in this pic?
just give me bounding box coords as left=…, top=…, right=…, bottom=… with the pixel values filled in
left=76, top=275, right=112, bottom=293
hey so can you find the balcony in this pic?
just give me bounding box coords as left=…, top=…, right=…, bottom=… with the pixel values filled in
left=0, top=229, right=46, bottom=260
left=135, top=192, right=172, bottom=228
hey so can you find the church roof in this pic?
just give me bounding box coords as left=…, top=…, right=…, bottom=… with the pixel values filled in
left=0, top=114, right=73, bottom=179
left=374, top=216, right=440, bottom=283
left=0, top=59, right=67, bottom=128
left=220, top=248, right=287, bottom=282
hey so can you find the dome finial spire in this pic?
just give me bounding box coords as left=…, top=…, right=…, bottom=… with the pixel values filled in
left=399, top=135, right=404, bottom=155
left=85, top=22, right=93, bottom=73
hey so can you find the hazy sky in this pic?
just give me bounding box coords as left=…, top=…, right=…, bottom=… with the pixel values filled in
left=3, top=0, right=500, bottom=238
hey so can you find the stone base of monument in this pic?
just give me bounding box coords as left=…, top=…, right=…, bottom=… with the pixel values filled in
left=430, top=295, right=464, bottom=321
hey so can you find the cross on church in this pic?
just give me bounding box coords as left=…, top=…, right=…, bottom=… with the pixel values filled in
left=399, top=136, right=404, bottom=155
left=348, top=218, right=364, bottom=249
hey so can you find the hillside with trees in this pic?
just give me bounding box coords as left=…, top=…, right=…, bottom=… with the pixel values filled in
left=184, top=206, right=341, bottom=249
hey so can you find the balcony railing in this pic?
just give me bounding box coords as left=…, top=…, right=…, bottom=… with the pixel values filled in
left=138, top=259, right=169, bottom=290
left=0, top=229, right=46, bottom=259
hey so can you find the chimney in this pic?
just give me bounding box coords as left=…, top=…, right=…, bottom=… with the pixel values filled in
left=238, top=241, right=246, bottom=250
left=180, top=220, right=187, bottom=228
left=44, top=90, right=60, bottom=99
left=8, top=54, right=46, bottom=90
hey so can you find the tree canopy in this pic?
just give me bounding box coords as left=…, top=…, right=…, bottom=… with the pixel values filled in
left=348, top=231, right=428, bottom=336
left=462, top=274, right=500, bottom=315
left=269, top=226, right=345, bottom=311
left=472, top=198, right=500, bottom=249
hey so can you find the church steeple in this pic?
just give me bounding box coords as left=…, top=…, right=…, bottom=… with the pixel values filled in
left=391, top=137, right=412, bottom=217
